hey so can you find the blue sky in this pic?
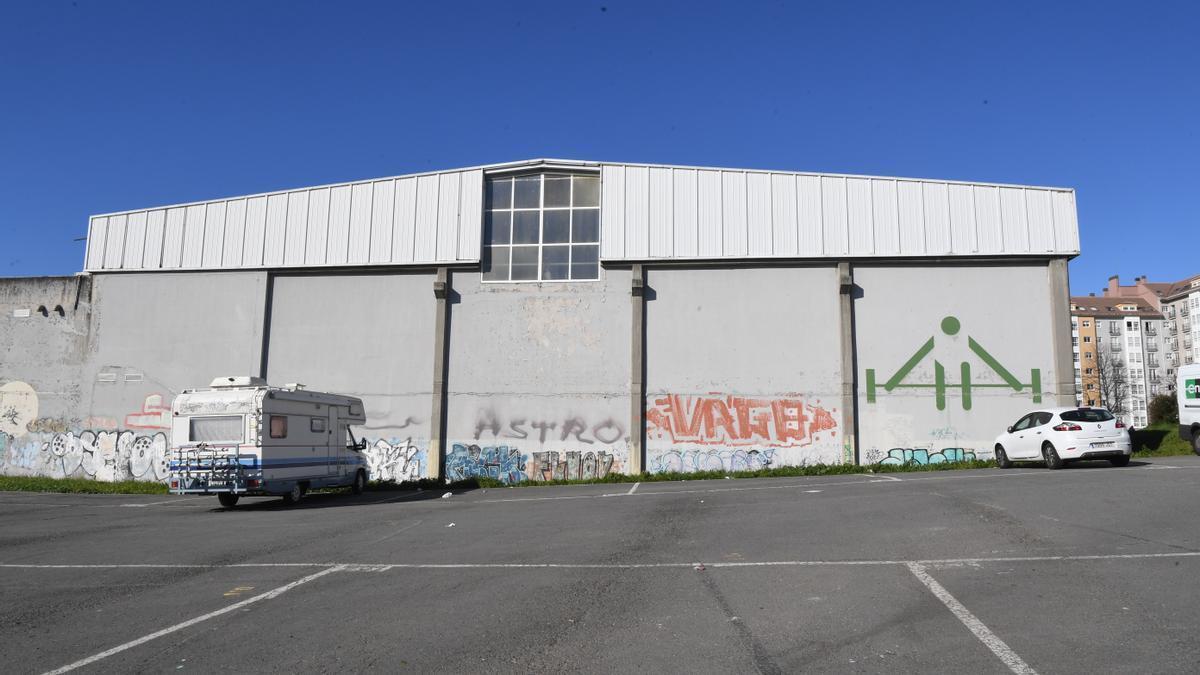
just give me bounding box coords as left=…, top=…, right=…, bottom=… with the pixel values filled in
left=1, top=0, right=1196, bottom=292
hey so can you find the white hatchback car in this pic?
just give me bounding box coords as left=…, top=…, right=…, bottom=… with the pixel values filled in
left=993, top=407, right=1132, bottom=469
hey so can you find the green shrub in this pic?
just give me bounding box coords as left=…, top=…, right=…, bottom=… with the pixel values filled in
left=1148, top=393, right=1179, bottom=425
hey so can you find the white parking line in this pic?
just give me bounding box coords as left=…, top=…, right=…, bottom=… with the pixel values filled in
left=627, top=482, right=640, bottom=495
left=5, top=550, right=1200, bottom=571
left=40, top=565, right=344, bottom=675
left=907, top=562, right=1037, bottom=674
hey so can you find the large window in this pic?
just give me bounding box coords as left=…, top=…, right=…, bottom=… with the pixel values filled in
left=482, top=173, right=600, bottom=281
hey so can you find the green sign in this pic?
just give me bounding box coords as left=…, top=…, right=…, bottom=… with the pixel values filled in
left=1187, top=378, right=1200, bottom=400
left=866, top=315, right=1042, bottom=412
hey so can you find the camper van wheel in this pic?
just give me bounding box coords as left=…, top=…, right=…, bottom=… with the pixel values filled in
left=352, top=470, right=367, bottom=495
left=1192, top=429, right=1200, bottom=457
left=217, top=493, right=239, bottom=508
left=282, top=483, right=304, bottom=505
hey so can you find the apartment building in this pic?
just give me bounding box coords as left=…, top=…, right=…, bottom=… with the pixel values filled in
left=1070, top=294, right=1165, bottom=427
left=1103, top=273, right=1200, bottom=380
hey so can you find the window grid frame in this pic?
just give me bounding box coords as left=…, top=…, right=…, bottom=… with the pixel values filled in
left=482, top=173, right=602, bottom=284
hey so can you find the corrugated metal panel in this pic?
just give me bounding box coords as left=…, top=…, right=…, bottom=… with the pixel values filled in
left=745, top=172, right=772, bottom=256
left=392, top=177, right=418, bottom=263
left=201, top=202, right=227, bottom=268
left=922, top=182, right=952, bottom=253
left=999, top=187, right=1029, bottom=252
left=436, top=172, right=460, bottom=260
left=222, top=200, right=246, bottom=266
left=770, top=174, right=797, bottom=256
left=103, top=214, right=126, bottom=269
left=326, top=186, right=351, bottom=265
left=242, top=197, right=267, bottom=267
left=143, top=210, right=165, bottom=268
left=896, top=181, right=925, bottom=255
left=871, top=179, right=899, bottom=255
left=624, top=166, right=649, bottom=259
left=600, top=165, right=625, bottom=258
left=304, top=189, right=329, bottom=265
left=84, top=160, right=1079, bottom=272
left=973, top=186, right=1001, bottom=254
left=124, top=211, right=147, bottom=269
left=947, top=184, right=977, bottom=253
left=648, top=167, right=673, bottom=257
left=181, top=204, right=206, bottom=268
left=696, top=170, right=722, bottom=257
left=846, top=178, right=873, bottom=255
left=721, top=171, right=747, bottom=256
left=284, top=192, right=309, bottom=266
left=413, top=175, right=439, bottom=262
left=369, top=180, right=395, bottom=263
left=1051, top=191, right=1079, bottom=253
left=1025, top=189, right=1056, bottom=252
left=457, top=170, right=483, bottom=261
left=821, top=176, right=849, bottom=255
left=672, top=169, right=698, bottom=258
left=797, top=175, right=823, bottom=255
left=162, top=208, right=185, bottom=268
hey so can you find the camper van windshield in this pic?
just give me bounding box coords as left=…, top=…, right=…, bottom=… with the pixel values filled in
left=189, top=416, right=244, bottom=443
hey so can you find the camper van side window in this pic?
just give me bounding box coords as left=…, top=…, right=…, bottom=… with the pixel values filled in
left=310, top=417, right=326, bottom=433
left=269, top=415, right=288, bottom=439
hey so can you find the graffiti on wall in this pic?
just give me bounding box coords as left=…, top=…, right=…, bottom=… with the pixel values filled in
left=867, top=447, right=978, bottom=466
left=866, top=315, right=1043, bottom=411
left=0, top=381, right=39, bottom=437
left=646, top=394, right=837, bottom=447
left=472, top=409, right=626, bottom=445
left=528, top=450, right=614, bottom=481
left=445, top=444, right=618, bottom=483
left=650, top=448, right=776, bottom=474
left=447, top=443, right=528, bottom=482
left=363, top=438, right=426, bottom=482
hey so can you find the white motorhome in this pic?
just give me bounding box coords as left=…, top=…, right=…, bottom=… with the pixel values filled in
left=1179, top=363, right=1200, bottom=456
left=169, top=376, right=369, bottom=507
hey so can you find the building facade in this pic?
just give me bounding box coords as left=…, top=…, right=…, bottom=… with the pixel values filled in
left=0, top=159, right=1079, bottom=483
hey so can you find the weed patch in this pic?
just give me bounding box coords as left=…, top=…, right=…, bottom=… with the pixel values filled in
left=1132, top=423, right=1193, bottom=457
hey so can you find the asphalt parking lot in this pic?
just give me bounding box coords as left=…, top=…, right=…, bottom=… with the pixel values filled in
left=4, top=456, right=1200, bottom=674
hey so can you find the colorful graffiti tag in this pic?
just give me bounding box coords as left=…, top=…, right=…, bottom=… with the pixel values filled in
left=649, top=448, right=776, bottom=474
left=867, top=447, right=978, bottom=466
left=646, top=394, right=837, bottom=446
left=446, top=444, right=528, bottom=482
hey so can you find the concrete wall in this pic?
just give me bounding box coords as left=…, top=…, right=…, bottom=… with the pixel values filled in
left=1, top=258, right=1070, bottom=484
left=1, top=272, right=268, bottom=482
left=444, top=269, right=632, bottom=482
left=266, top=272, right=436, bottom=482
left=645, top=266, right=846, bottom=473
left=854, top=263, right=1062, bottom=465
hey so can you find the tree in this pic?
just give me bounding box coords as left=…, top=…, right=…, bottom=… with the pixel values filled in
left=1095, top=349, right=1130, bottom=417
left=1148, top=393, right=1179, bottom=425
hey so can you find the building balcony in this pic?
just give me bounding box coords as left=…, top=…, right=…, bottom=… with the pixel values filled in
left=1110, top=342, right=1123, bottom=352
left=1147, top=343, right=1158, bottom=352
left=1145, top=328, right=1157, bottom=336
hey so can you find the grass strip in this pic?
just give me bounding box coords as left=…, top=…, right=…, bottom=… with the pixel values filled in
left=0, top=475, right=169, bottom=494
left=1131, top=422, right=1194, bottom=457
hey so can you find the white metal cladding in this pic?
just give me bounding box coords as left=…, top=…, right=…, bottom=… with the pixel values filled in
left=85, top=169, right=484, bottom=271
left=84, top=159, right=1079, bottom=272
left=598, top=164, right=1079, bottom=260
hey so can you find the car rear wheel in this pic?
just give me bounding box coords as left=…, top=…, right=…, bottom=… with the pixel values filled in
left=1109, top=455, right=1130, bottom=467
left=995, top=445, right=1013, bottom=469
left=351, top=470, right=367, bottom=495
left=1043, top=443, right=1064, bottom=470
left=217, top=493, right=239, bottom=508
left=282, top=483, right=303, bottom=505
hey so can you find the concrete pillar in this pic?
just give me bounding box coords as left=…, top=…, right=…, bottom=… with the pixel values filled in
left=629, top=264, right=645, bottom=475
left=429, top=268, right=449, bottom=481
left=838, top=262, right=858, bottom=464
left=1049, top=258, right=1075, bottom=406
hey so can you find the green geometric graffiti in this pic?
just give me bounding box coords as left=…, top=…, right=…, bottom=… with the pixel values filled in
left=865, top=315, right=1042, bottom=411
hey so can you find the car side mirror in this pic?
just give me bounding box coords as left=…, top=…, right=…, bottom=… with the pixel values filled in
left=357, top=439, right=367, bottom=451
left=1006, top=426, right=1014, bottom=433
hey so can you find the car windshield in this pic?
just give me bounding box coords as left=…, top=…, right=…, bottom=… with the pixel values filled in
left=1060, top=408, right=1115, bottom=423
